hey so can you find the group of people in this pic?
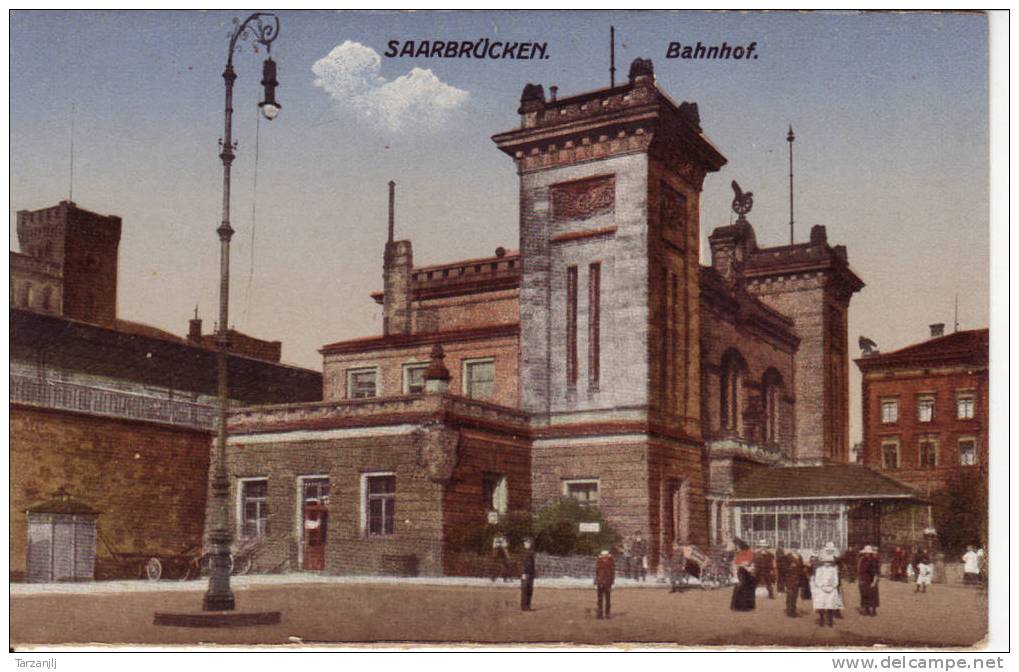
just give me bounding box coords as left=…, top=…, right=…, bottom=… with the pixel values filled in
left=729, top=540, right=883, bottom=627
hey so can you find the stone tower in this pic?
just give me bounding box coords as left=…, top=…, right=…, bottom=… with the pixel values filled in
left=15, top=200, right=122, bottom=325
left=738, top=225, right=864, bottom=462
left=493, top=59, right=726, bottom=564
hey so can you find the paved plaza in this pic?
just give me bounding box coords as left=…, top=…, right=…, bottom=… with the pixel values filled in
left=11, top=575, right=988, bottom=648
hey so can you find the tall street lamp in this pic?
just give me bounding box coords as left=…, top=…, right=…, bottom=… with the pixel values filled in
left=204, top=12, right=281, bottom=613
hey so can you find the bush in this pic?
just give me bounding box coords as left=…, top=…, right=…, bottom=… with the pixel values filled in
left=533, top=498, right=618, bottom=557
left=932, top=472, right=988, bottom=555
left=446, top=510, right=535, bottom=555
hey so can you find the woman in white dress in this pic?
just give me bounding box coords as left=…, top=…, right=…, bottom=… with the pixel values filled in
left=811, top=547, right=844, bottom=627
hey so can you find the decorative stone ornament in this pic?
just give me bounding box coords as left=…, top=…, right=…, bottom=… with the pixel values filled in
left=414, top=422, right=461, bottom=483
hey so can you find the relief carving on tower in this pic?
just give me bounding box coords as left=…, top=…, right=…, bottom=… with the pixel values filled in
left=414, top=422, right=461, bottom=484
left=551, top=175, right=616, bottom=221
left=660, top=184, right=688, bottom=242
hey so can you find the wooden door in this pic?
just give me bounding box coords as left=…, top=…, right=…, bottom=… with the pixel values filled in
left=303, top=503, right=328, bottom=571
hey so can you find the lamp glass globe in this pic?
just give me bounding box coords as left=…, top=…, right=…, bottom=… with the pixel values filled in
left=261, top=103, right=280, bottom=121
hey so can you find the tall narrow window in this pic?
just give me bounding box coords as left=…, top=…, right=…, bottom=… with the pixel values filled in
left=671, top=272, right=680, bottom=413
left=881, top=439, right=899, bottom=469
left=958, top=438, right=978, bottom=466
left=239, top=479, right=269, bottom=538
left=588, top=263, right=601, bottom=390
left=365, top=474, right=396, bottom=536
left=917, top=395, right=935, bottom=423
left=463, top=358, right=496, bottom=400
left=956, top=392, right=975, bottom=420
left=566, top=265, right=578, bottom=388
left=919, top=438, right=938, bottom=469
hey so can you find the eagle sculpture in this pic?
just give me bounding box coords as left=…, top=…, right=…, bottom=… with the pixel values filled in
left=731, top=180, right=754, bottom=219
left=858, top=335, right=879, bottom=356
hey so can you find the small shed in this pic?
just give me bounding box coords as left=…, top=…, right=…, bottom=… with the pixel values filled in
left=25, top=489, right=99, bottom=582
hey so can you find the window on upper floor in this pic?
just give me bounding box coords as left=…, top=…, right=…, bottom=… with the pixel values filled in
left=880, top=398, right=899, bottom=424
left=881, top=439, right=900, bottom=469
left=403, top=363, right=428, bottom=394
left=918, top=438, right=938, bottom=469
left=958, top=438, right=978, bottom=466
left=956, top=392, right=976, bottom=420
left=347, top=367, right=379, bottom=399
left=563, top=479, right=600, bottom=506
left=917, top=395, right=935, bottom=423
left=463, top=358, right=495, bottom=400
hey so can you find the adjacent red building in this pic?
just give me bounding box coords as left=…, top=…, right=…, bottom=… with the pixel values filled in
left=856, top=327, right=989, bottom=497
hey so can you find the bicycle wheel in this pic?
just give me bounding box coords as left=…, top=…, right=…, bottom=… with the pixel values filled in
left=145, top=557, right=163, bottom=581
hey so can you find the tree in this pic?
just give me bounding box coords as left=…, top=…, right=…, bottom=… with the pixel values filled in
left=931, top=471, right=987, bottom=555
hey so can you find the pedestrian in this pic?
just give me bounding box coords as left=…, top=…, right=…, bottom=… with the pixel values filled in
left=776, top=543, right=789, bottom=594
left=857, top=545, right=880, bottom=616
left=754, top=539, right=777, bottom=599
left=841, top=545, right=859, bottom=584
left=520, top=537, right=536, bottom=611
left=632, top=532, right=648, bottom=582
left=811, top=546, right=843, bottom=627
left=976, top=546, right=987, bottom=584
left=595, top=549, right=615, bottom=619
left=914, top=549, right=932, bottom=593
left=891, top=546, right=908, bottom=581
left=962, top=545, right=980, bottom=585
left=784, top=550, right=803, bottom=617
left=669, top=541, right=689, bottom=593
left=730, top=540, right=757, bottom=612
left=800, top=552, right=814, bottom=601
left=491, top=533, right=511, bottom=582
left=621, top=536, right=633, bottom=581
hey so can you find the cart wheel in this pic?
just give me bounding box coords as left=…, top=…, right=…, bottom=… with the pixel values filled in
left=145, top=557, right=163, bottom=581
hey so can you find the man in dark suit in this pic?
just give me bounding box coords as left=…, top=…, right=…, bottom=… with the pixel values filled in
left=520, top=537, right=536, bottom=611
left=595, top=549, right=615, bottom=619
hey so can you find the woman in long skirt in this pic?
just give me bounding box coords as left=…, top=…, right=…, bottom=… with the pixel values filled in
left=730, top=541, right=757, bottom=611
left=857, top=545, right=881, bottom=616
left=811, top=548, right=843, bottom=627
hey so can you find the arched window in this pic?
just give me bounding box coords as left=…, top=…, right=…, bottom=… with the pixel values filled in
left=762, top=368, right=784, bottom=444
left=720, top=350, right=747, bottom=435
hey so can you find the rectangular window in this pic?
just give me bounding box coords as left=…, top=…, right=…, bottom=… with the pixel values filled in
left=881, top=440, right=899, bottom=469
left=483, top=472, right=509, bottom=514
left=919, top=439, right=938, bottom=469
left=957, top=393, right=975, bottom=420
left=880, top=398, right=899, bottom=424
left=917, top=395, right=935, bottom=423
left=588, top=262, right=601, bottom=390
left=463, top=358, right=496, bottom=400
left=403, top=363, right=428, bottom=394
left=566, top=265, right=578, bottom=388
left=347, top=367, right=378, bottom=399
left=365, top=474, right=396, bottom=536
left=563, top=479, right=599, bottom=506
left=958, top=438, right=978, bottom=466
left=239, top=479, right=269, bottom=538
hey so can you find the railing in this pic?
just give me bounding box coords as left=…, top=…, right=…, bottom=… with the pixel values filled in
left=706, top=437, right=785, bottom=464
left=10, top=374, right=215, bottom=430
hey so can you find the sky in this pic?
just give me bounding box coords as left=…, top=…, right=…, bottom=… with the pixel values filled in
left=8, top=10, right=991, bottom=443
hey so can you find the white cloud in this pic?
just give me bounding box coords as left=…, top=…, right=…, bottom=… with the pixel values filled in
left=312, top=41, right=469, bottom=133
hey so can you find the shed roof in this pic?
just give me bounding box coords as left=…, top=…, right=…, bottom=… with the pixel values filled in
left=731, top=465, right=919, bottom=502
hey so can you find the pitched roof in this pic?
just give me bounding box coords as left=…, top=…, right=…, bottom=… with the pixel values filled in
left=856, top=329, right=988, bottom=371
left=730, top=464, right=919, bottom=502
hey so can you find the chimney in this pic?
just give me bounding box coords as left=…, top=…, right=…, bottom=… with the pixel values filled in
left=929, top=323, right=945, bottom=339
left=549, top=85, right=558, bottom=102
left=383, top=181, right=413, bottom=336
left=188, top=306, right=202, bottom=342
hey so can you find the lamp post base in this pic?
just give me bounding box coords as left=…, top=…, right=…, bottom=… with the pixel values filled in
left=154, top=610, right=281, bottom=629
left=202, top=592, right=236, bottom=612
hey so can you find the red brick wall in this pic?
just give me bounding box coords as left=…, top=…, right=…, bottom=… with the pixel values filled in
left=861, top=367, right=988, bottom=493
left=10, top=405, right=210, bottom=578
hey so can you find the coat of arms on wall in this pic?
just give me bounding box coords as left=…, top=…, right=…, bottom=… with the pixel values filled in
left=414, top=423, right=461, bottom=483
left=551, top=174, right=615, bottom=221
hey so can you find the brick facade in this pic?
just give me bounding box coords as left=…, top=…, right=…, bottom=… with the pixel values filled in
left=10, top=406, right=211, bottom=579
left=856, top=330, right=988, bottom=494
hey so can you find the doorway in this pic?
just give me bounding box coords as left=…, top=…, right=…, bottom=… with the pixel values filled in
left=299, top=477, right=330, bottom=571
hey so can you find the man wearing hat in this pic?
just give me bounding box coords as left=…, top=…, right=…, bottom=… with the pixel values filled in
left=594, top=549, right=616, bottom=619
left=783, top=550, right=804, bottom=617
left=520, top=537, right=536, bottom=611
left=857, top=545, right=881, bottom=616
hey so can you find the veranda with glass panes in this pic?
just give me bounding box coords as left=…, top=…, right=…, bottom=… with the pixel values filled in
left=732, top=501, right=848, bottom=552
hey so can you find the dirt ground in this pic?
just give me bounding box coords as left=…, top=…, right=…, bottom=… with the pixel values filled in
left=11, top=578, right=988, bottom=649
